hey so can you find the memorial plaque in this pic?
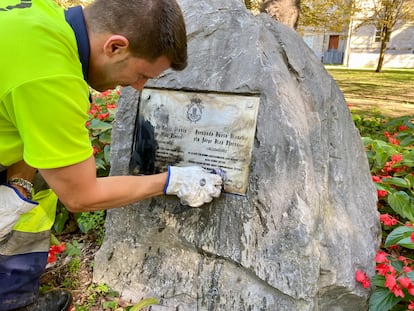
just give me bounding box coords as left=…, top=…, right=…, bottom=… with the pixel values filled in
left=131, top=88, right=260, bottom=195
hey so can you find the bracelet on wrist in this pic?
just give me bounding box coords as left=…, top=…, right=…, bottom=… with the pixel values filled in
left=8, top=177, right=33, bottom=200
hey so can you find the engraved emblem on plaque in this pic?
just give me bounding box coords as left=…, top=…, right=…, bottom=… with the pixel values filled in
left=186, top=97, right=203, bottom=123
left=130, top=88, right=260, bottom=195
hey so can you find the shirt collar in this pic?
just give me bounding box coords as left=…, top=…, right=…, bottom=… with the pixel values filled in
left=64, top=6, right=90, bottom=81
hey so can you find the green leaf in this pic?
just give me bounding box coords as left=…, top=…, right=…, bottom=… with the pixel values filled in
left=89, top=119, right=112, bottom=132
left=368, top=287, right=401, bottom=311
left=102, top=301, right=117, bottom=309
left=401, top=159, right=414, bottom=169
left=407, top=174, right=414, bottom=189
left=99, top=130, right=112, bottom=144
left=95, top=157, right=107, bottom=170
left=371, top=275, right=386, bottom=287
left=381, top=177, right=409, bottom=189
left=362, top=137, right=373, bottom=146
left=387, top=191, right=414, bottom=222
left=50, top=233, right=60, bottom=246
left=407, top=270, right=414, bottom=282
left=53, top=208, right=69, bottom=234
left=395, top=236, right=414, bottom=249
left=103, top=144, right=111, bottom=164
left=396, top=131, right=414, bottom=147
left=130, top=297, right=159, bottom=311
left=384, top=225, right=414, bottom=247
left=64, top=241, right=82, bottom=257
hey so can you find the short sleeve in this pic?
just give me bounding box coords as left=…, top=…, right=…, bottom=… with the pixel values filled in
left=12, top=76, right=93, bottom=169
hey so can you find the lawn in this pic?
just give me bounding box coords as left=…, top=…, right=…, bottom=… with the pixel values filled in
left=326, top=67, right=414, bottom=118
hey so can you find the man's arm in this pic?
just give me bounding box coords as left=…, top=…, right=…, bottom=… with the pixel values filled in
left=39, top=155, right=167, bottom=213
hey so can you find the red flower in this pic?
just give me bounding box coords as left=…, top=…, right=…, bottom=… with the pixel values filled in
left=411, top=232, right=414, bottom=243
left=106, top=104, right=117, bottom=109
left=398, top=277, right=412, bottom=289
left=88, top=103, right=100, bottom=116
left=385, top=273, right=397, bottom=289
left=375, top=251, right=389, bottom=263
left=398, top=125, right=408, bottom=131
left=391, top=154, right=403, bottom=162
left=388, top=137, right=400, bottom=145
left=376, top=263, right=395, bottom=276
left=377, top=190, right=388, bottom=198
left=47, top=253, right=56, bottom=263
left=372, top=176, right=381, bottom=183
left=408, top=301, right=414, bottom=310
left=93, top=146, right=100, bottom=155
left=398, top=256, right=409, bottom=265
left=392, top=284, right=405, bottom=298
left=379, top=214, right=397, bottom=226
left=47, top=243, right=66, bottom=264
left=355, top=270, right=371, bottom=288
left=101, top=90, right=112, bottom=97
left=98, top=112, right=110, bottom=120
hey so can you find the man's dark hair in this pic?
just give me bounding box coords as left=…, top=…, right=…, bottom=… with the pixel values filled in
left=84, top=0, right=187, bottom=70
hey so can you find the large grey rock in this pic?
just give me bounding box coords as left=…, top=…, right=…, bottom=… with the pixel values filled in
left=93, top=0, right=380, bottom=310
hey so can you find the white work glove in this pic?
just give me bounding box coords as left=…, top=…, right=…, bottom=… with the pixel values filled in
left=0, top=184, right=38, bottom=242
left=164, top=166, right=223, bottom=207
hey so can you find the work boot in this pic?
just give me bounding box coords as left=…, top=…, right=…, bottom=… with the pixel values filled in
left=13, top=290, right=72, bottom=311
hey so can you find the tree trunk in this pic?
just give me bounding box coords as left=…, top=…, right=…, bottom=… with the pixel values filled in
left=260, top=0, right=300, bottom=29
left=376, top=25, right=390, bottom=73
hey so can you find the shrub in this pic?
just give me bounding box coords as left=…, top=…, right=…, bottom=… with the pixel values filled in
left=53, top=88, right=120, bottom=238
left=356, top=116, right=414, bottom=311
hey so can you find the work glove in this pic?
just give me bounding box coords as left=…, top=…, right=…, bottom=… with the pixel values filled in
left=164, top=166, right=223, bottom=207
left=0, top=184, right=38, bottom=242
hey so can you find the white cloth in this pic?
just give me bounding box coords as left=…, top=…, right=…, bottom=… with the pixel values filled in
left=0, top=185, right=38, bottom=241
left=164, top=166, right=223, bottom=207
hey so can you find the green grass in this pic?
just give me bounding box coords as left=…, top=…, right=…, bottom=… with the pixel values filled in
left=325, top=67, right=414, bottom=138
left=326, top=67, right=414, bottom=119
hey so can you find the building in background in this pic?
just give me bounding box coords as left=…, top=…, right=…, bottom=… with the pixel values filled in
left=299, top=0, right=414, bottom=68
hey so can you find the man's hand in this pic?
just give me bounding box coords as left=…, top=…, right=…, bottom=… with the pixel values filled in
left=164, top=166, right=223, bottom=207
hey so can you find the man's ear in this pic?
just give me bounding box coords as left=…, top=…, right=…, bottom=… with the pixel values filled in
left=103, top=35, right=130, bottom=58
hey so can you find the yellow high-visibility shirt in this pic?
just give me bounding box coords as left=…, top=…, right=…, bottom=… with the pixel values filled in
left=0, top=0, right=92, bottom=169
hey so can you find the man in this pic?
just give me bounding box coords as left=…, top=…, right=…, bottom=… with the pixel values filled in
left=0, top=0, right=223, bottom=310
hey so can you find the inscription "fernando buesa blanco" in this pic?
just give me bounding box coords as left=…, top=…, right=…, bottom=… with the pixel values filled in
left=193, top=129, right=247, bottom=148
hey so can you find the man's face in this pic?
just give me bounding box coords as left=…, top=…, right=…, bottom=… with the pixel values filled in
left=89, top=55, right=171, bottom=92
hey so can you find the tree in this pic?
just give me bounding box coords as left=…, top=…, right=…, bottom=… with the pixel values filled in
left=353, top=0, right=414, bottom=72
left=243, top=0, right=300, bottom=29
left=298, top=0, right=355, bottom=33
left=260, top=0, right=301, bottom=29
left=244, top=0, right=354, bottom=33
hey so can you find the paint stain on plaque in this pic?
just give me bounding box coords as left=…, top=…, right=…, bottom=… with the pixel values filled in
left=130, top=117, right=157, bottom=175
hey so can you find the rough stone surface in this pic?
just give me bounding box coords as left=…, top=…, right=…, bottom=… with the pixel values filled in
left=93, top=1, right=381, bottom=310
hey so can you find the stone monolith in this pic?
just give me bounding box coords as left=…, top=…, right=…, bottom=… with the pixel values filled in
left=93, top=1, right=380, bottom=310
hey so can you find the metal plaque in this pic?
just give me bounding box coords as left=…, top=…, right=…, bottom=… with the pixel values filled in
left=131, top=88, right=260, bottom=195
